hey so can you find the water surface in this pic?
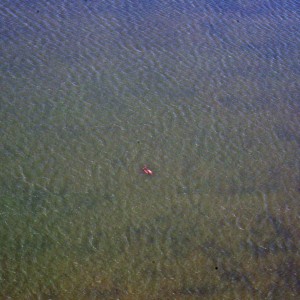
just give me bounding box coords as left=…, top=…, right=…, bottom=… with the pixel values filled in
left=1, top=0, right=300, bottom=298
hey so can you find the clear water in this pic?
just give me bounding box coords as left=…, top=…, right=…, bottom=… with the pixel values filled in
left=1, top=0, right=300, bottom=298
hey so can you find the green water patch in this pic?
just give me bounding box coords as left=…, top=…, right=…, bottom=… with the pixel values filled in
left=1, top=187, right=299, bottom=298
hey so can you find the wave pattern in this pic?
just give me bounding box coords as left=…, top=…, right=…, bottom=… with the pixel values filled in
left=1, top=0, right=300, bottom=298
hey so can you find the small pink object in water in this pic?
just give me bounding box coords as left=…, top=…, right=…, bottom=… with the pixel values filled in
left=142, top=165, right=153, bottom=175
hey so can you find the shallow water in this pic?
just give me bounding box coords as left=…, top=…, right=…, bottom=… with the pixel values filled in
left=1, top=0, right=300, bottom=299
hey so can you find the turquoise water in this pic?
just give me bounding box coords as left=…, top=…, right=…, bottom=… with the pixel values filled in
left=1, top=0, right=300, bottom=298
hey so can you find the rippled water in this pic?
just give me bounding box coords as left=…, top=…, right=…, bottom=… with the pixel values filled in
left=1, top=0, right=300, bottom=298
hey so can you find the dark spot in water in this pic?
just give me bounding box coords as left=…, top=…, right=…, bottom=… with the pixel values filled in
left=215, top=267, right=218, bottom=270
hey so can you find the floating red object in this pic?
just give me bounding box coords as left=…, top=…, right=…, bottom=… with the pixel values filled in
left=142, top=165, right=153, bottom=175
